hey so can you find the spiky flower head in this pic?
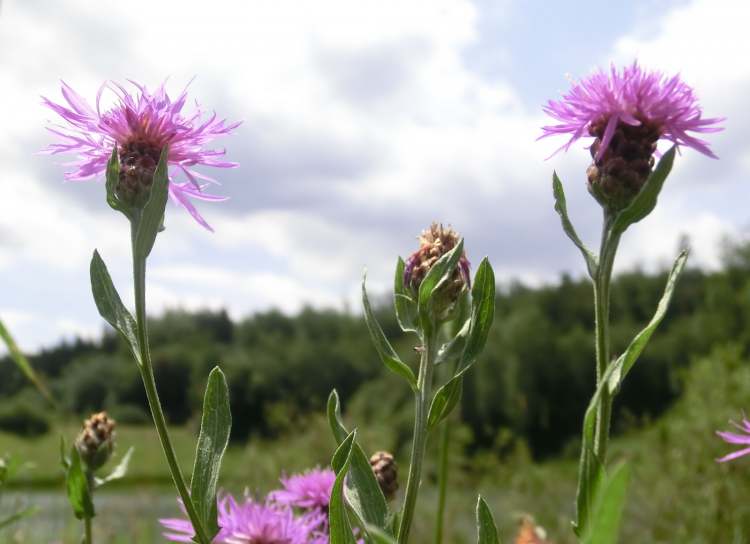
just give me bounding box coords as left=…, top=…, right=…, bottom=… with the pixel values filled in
left=540, top=61, right=723, bottom=211
left=268, top=467, right=334, bottom=541
left=75, top=411, right=115, bottom=471
left=160, top=495, right=311, bottom=544
left=404, top=223, right=471, bottom=321
left=42, top=80, right=240, bottom=230
left=716, top=414, right=750, bottom=463
left=369, top=451, right=398, bottom=501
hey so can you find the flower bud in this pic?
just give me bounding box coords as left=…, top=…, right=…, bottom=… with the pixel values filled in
left=586, top=117, right=659, bottom=212
left=75, top=411, right=116, bottom=471
left=403, top=223, right=471, bottom=322
left=369, top=451, right=398, bottom=501
left=116, top=141, right=163, bottom=208
left=514, top=515, right=550, bottom=544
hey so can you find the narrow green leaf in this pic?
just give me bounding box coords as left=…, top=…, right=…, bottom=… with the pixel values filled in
left=330, top=431, right=357, bottom=544
left=427, top=376, right=463, bottom=431
left=476, top=496, right=501, bottom=544
left=0, top=318, right=54, bottom=403
left=326, top=390, right=390, bottom=532
left=582, top=463, right=631, bottom=544
left=607, top=250, right=688, bottom=394
left=394, top=257, right=418, bottom=333
left=457, top=258, right=496, bottom=377
left=95, top=447, right=134, bottom=488
left=552, top=172, right=598, bottom=277
left=363, top=274, right=417, bottom=391
left=0, top=506, right=37, bottom=530
left=134, top=146, right=169, bottom=259
left=417, top=239, right=464, bottom=334
left=59, top=436, right=70, bottom=471
left=435, top=318, right=470, bottom=366
left=89, top=251, right=140, bottom=364
left=365, top=524, right=399, bottom=544
left=611, top=146, right=676, bottom=235
left=190, top=367, right=232, bottom=539
left=65, top=447, right=94, bottom=520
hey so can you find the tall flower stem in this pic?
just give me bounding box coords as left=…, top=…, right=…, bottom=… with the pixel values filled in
left=592, top=215, right=620, bottom=463
left=84, top=516, right=92, bottom=544
left=398, top=332, right=437, bottom=544
left=434, top=415, right=450, bottom=544
left=130, top=224, right=210, bottom=544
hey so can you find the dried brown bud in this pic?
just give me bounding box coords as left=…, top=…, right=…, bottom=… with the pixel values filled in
left=75, top=411, right=116, bottom=471
left=514, top=515, right=551, bottom=544
left=403, top=223, right=471, bottom=321
left=369, top=451, right=398, bottom=501
left=586, top=117, right=659, bottom=212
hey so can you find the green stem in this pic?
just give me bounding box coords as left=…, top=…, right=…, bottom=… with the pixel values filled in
left=593, top=215, right=620, bottom=463
left=398, top=333, right=437, bottom=544
left=84, top=516, right=92, bottom=544
left=131, top=225, right=210, bottom=544
left=434, top=418, right=450, bottom=544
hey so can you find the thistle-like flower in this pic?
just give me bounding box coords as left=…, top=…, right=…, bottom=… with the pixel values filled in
left=42, top=80, right=240, bottom=230
left=268, top=467, right=335, bottom=541
left=75, top=411, right=116, bottom=471
left=540, top=61, right=723, bottom=210
left=160, top=495, right=310, bottom=544
left=369, top=451, right=398, bottom=501
left=404, top=223, right=471, bottom=320
left=716, top=414, right=750, bottom=463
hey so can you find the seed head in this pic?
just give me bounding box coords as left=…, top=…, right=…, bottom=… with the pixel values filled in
left=75, top=411, right=116, bottom=471
left=369, top=451, right=398, bottom=501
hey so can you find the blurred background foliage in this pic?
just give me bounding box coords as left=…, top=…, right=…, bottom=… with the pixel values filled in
left=3, top=237, right=750, bottom=541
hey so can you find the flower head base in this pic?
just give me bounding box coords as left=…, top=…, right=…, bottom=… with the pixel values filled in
left=716, top=414, right=750, bottom=463
left=540, top=62, right=723, bottom=211
left=75, top=411, right=115, bottom=471
left=369, top=451, right=398, bottom=501
left=42, top=80, right=241, bottom=229
left=404, top=223, right=471, bottom=321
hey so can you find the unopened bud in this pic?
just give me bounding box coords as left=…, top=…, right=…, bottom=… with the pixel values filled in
left=403, top=223, right=470, bottom=321
left=116, top=140, right=163, bottom=208
left=75, top=411, right=116, bottom=471
left=586, top=117, right=659, bottom=212
left=369, top=451, right=398, bottom=501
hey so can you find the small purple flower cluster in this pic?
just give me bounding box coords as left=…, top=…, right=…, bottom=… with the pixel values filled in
left=160, top=467, right=335, bottom=543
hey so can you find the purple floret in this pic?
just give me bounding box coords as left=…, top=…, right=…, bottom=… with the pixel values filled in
left=540, top=61, right=723, bottom=159
left=42, top=80, right=241, bottom=230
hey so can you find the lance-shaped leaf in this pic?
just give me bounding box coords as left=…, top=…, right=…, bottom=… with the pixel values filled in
left=134, top=146, right=169, bottom=259
left=95, top=447, right=134, bottom=488
left=364, top=524, right=398, bottom=544
left=394, top=257, right=418, bottom=333
left=456, top=258, right=496, bottom=377
left=190, top=367, right=232, bottom=539
left=417, top=240, right=464, bottom=334
left=0, top=318, right=54, bottom=404
left=435, top=318, right=470, bottom=366
left=427, top=376, right=463, bottom=431
left=476, top=496, right=501, bottom=544
left=65, top=447, right=95, bottom=520
left=363, top=274, right=417, bottom=391
left=0, top=506, right=37, bottom=530
left=327, top=390, right=390, bottom=532
left=607, top=250, right=688, bottom=394
left=90, top=250, right=140, bottom=364
left=611, top=146, right=676, bottom=235
left=552, top=172, right=598, bottom=277
left=581, top=463, right=630, bottom=544
left=329, top=431, right=358, bottom=544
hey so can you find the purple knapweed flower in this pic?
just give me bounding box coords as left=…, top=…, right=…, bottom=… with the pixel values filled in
left=540, top=61, right=723, bottom=209
left=269, top=467, right=335, bottom=542
left=716, top=414, right=750, bottom=463
left=160, top=495, right=310, bottom=544
left=42, top=80, right=240, bottom=230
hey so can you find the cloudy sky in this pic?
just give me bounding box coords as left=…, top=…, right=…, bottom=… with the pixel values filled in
left=1, top=0, right=747, bottom=353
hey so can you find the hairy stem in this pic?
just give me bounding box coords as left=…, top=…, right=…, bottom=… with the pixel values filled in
left=131, top=225, right=210, bottom=544
left=593, top=216, right=620, bottom=463
left=398, top=333, right=437, bottom=544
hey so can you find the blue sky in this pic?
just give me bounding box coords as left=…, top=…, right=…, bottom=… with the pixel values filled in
left=1, top=0, right=747, bottom=352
